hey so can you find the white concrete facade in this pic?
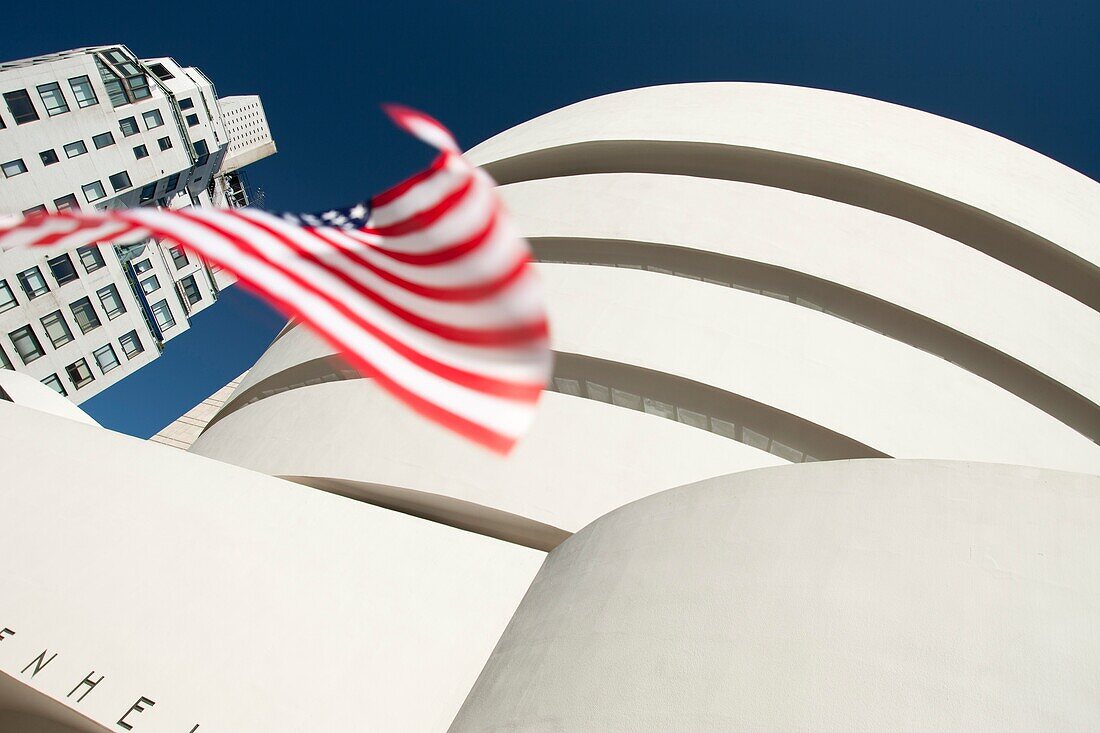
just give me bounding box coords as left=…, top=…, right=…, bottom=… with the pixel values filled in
left=0, top=45, right=275, bottom=401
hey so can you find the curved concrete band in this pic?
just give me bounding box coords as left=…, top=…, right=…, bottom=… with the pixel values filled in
left=451, top=459, right=1100, bottom=732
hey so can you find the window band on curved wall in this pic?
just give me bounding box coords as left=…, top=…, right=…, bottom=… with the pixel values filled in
left=532, top=237, right=1100, bottom=444
left=479, top=140, right=1100, bottom=311
left=205, top=350, right=889, bottom=462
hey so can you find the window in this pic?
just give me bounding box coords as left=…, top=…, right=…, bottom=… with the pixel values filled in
left=78, top=245, right=105, bottom=272
left=126, top=74, right=150, bottom=101
left=70, top=297, right=101, bottom=333
left=133, top=258, right=153, bottom=274
left=193, top=139, right=209, bottom=166
left=46, top=253, right=79, bottom=285
left=92, top=131, right=115, bottom=149
left=185, top=113, right=199, bottom=127
left=0, top=113, right=4, bottom=129
left=142, top=109, right=164, bottom=129
left=17, top=267, right=48, bottom=298
left=108, top=171, right=132, bottom=192
left=97, top=284, right=125, bottom=318
left=0, top=344, right=11, bottom=370
left=36, top=82, right=69, bottom=116
left=742, top=427, right=771, bottom=452
left=93, top=343, right=120, bottom=373
left=2, top=159, right=27, bottom=177
left=139, top=183, right=156, bottom=203
left=611, top=388, right=643, bottom=411
left=157, top=136, right=172, bottom=151
left=64, top=140, right=88, bottom=158
left=140, top=274, right=161, bottom=293
left=165, top=172, right=181, bottom=191
left=169, top=245, right=189, bottom=269
left=96, top=58, right=129, bottom=107
left=151, top=299, right=175, bottom=331
left=40, top=310, right=74, bottom=348
left=9, top=325, right=45, bottom=364
left=180, top=275, right=201, bottom=305
left=66, top=358, right=94, bottom=388
left=119, top=330, right=144, bottom=358
left=39, top=149, right=59, bottom=166
left=147, top=63, right=174, bottom=81
left=82, top=181, right=107, bottom=203
left=68, top=75, right=98, bottom=107
left=22, top=205, right=47, bottom=217
left=4, top=90, right=39, bottom=124
left=0, top=280, right=17, bottom=312
left=42, top=374, right=67, bottom=395
left=119, top=116, right=139, bottom=136
left=54, top=194, right=79, bottom=211
left=133, top=144, right=149, bottom=159
left=178, top=97, right=194, bottom=110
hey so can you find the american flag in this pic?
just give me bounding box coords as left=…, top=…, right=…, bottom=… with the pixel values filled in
left=0, top=106, right=552, bottom=453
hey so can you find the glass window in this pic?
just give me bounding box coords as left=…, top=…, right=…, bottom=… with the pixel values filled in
left=148, top=63, right=174, bottom=81
left=64, top=140, right=88, bottom=158
left=0, top=112, right=4, bottom=129
left=133, top=258, right=153, bottom=274
left=54, top=194, right=79, bottom=211
left=70, top=297, right=101, bottom=333
left=180, top=275, right=202, bottom=306
left=42, top=374, right=67, bottom=395
left=119, top=330, right=144, bottom=358
left=0, top=344, right=11, bottom=370
left=0, top=280, right=17, bottom=312
left=40, top=310, right=74, bottom=348
left=151, top=299, right=175, bottom=330
left=552, top=377, right=582, bottom=396
left=643, top=396, right=677, bottom=420
left=140, top=274, right=161, bottom=293
left=68, top=75, right=98, bottom=107
left=1, top=159, right=27, bottom=178
left=108, top=171, right=132, bottom=192
left=157, top=136, right=172, bottom=151
left=22, top=205, right=47, bottom=217
left=133, top=144, right=149, bottom=159
left=17, top=267, right=49, bottom=298
left=611, top=388, right=643, bottom=411
left=9, top=325, right=45, bottom=364
left=47, top=253, right=79, bottom=285
left=66, top=358, right=94, bottom=388
left=78, top=245, right=105, bottom=272
left=710, top=418, right=738, bottom=440
left=585, top=381, right=612, bottom=403
left=169, top=245, right=189, bottom=269
left=39, top=149, right=59, bottom=166
left=185, top=113, right=199, bottom=127
left=97, top=59, right=129, bottom=107
left=97, top=284, right=126, bottom=318
left=93, top=343, right=120, bottom=373
left=82, top=181, right=107, bottom=203
left=742, top=427, right=771, bottom=452
left=3, top=89, right=39, bottom=124
left=165, top=172, right=181, bottom=191
left=126, top=74, right=150, bottom=100
left=92, top=131, right=115, bottom=149
left=139, top=183, right=156, bottom=203
left=142, top=109, right=164, bottom=129
left=119, top=116, right=139, bottom=136
left=193, top=139, right=209, bottom=165
left=769, top=440, right=804, bottom=463
left=178, top=97, right=194, bottom=110
left=36, top=82, right=69, bottom=116
left=676, top=407, right=710, bottom=430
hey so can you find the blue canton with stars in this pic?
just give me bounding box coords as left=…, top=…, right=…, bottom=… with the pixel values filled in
left=276, top=201, right=372, bottom=230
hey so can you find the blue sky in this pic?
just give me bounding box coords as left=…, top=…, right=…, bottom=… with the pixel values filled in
left=8, top=0, right=1097, bottom=436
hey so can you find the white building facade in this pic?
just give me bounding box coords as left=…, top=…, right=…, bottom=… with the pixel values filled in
left=1, top=84, right=1098, bottom=731
left=0, top=45, right=275, bottom=402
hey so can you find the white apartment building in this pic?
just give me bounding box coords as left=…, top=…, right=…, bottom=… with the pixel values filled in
left=0, top=45, right=275, bottom=402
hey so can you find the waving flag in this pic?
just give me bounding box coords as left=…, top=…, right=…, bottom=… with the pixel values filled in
left=0, top=106, right=552, bottom=453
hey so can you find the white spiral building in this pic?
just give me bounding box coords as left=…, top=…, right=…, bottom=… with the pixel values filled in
left=2, top=84, right=1098, bottom=732
left=190, top=82, right=1100, bottom=550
